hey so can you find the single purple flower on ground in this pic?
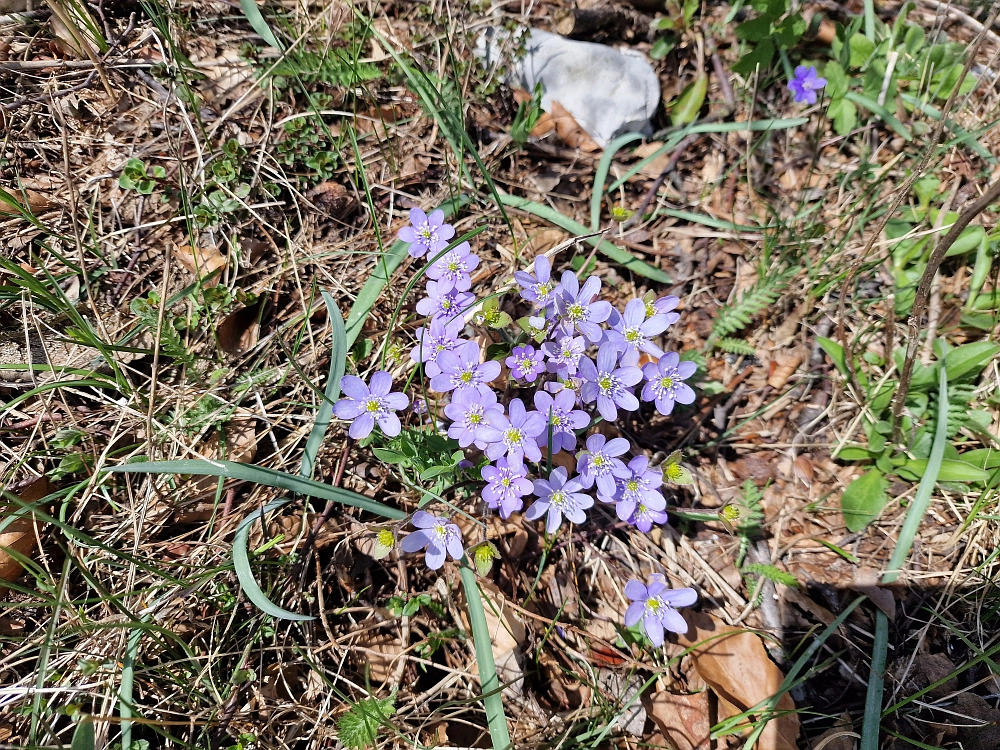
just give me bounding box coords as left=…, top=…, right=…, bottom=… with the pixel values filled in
left=606, top=298, right=671, bottom=365
left=624, top=575, right=697, bottom=645
left=627, top=502, right=669, bottom=533
left=410, top=315, right=465, bottom=375
left=556, top=271, right=612, bottom=342
left=542, top=335, right=586, bottom=378
left=525, top=466, right=594, bottom=534
left=533, top=389, right=590, bottom=454
left=478, top=397, right=546, bottom=467
left=578, top=343, right=643, bottom=421
left=641, top=352, right=696, bottom=415
left=399, top=510, right=464, bottom=570
left=514, top=255, right=561, bottom=309
left=788, top=65, right=827, bottom=105
left=430, top=340, right=501, bottom=397
left=482, top=457, right=533, bottom=518
left=416, top=281, right=475, bottom=321
left=576, top=433, right=630, bottom=500
left=444, top=389, right=505, bottom=448
left=614, top=455, right=666, bottom=520
left=398, top=208, right=456, bottom=258
left=427, top=241, right=479, bottom=292
left=506, top=344, right=545, bottom=382
left=332, top=371, right=409, bottom=439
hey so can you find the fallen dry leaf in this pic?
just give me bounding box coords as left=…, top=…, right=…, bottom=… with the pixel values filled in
left=679, top=611, right=800, bottom=750
left=550, top=101, right=601, bottom=152
left=0, top=189, right=55, bottom=216
left=633, top=141, right=671, bottom=179
left=172, top=244, right=226, bottom=285
left=353, top=629, right=402, bottom=684
left=849, top=568, right=895, bottom=619
left=217, top=303, right=261, bottom=356
left=642, top=690, right=711, bottom=750
left=1, top=476, right=51, bottom=590
left=767, top=353, right=803, bottom=390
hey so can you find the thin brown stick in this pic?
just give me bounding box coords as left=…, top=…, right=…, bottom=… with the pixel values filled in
left=891, top=176, right=1000, bottom=441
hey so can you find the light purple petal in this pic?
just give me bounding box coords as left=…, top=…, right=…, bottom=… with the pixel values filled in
left=398, top=226, right=418, bottom=243
left=377, top=413, right=401, bottom=437
left=445, top=528, right=464, bottom=560
left=369, top=371, right=393, bottom=396
left=643, top=613, right=665, bottom=647
left=597, top=343, right=617, bottom=373
left=624, top=600, right=646, bottom=628
left=545, top=508, right=563, bottom=534
left=340, top=375, right=369, bottom=400
left=524, top=499, right=548, bottom=521
left=604, top=438, right=630, bottom=456
left=663, top=588, right=699, bottom=608
left=624, top=579, right=648, bottom=601
left=597, top=395, right=618, bottom=421
left=478, top=360, right=501, bottom=382
left=677, top=360, right=698, bottom=379
left=615, top=391, right=640, bottom=413
left=383, top=393, right=409, bottom=410
left=412, top=510, right=439, bottom=529
left=588, top=300, right=612, bottom=324
left=349, top=414, right=375, bottom=439
left=400, top=529, right=431, bottom=552
left=333, top=399, right=365, bottom=419
left=674, top=383, right=696, bottom=405
left=662, top=608, right=688, bottom=635
left=579, top=276, right=601, bottom=303
left=425, top=543, right=446, bottom=570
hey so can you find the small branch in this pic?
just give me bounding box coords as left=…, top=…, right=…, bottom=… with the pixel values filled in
left=890, top=177, right=1000, bottom=441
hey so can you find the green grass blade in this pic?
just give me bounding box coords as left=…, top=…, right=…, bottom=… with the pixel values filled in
left=460, top=562, right=511, bottom=750
left=233, top=499, right=314, bottom=621
left=591, top=132, right=646, bottom=232
left=900, top=94, right=996, bottom=163
left=861, top=365, right=949, bottom=748
left=497, top=193, right=671, bottom=283
left=240, top=0, right=283, bottom=50
left=653, top=208, right=776, bottom=232
left=300, top=291, right=347, bottom=479
left=70, top=718, right=95, bottom=750
left=344, top=197, right=468, bottom=348
left=107, top=460, right=406, bottom=519
left=118, top=624, right=143, bottom=750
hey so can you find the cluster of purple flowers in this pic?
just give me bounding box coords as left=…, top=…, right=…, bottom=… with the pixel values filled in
left=331, top=208, right=699, bottom=642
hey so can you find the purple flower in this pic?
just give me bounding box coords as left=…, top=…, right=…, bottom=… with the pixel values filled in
left=525, top=467, right=593, bottom=534
left=556, top=272, right=612, bottom=342
left=506, top=344, right=545, bottom=382
left=544, top=376, right=583, bottom=397
left=627, top=502, right=668, bottom=533
left=482, top=457, right=533, bottom=518
left=614, top=455, right=666, bottom=519
left=542, top=335, right=586, bottom=378
left=427, top=241, right=479, bottom=292
left=514, top=255, right=561, bottom=309
left=578, top=343, right=642, bottom=421
left=788, top=65, right=827, bottom=105
left=416, top=281, right=475, bottom=321
left=533, top=389, right=590, bottom=454
left=332, top=371, right=409, bottom=439
left=576, top=433, right=630, bottom=500
left=399, top=510, right=464, bottom=570
left=411, top=315, right=466, bottom=375
left=478, top=397, right=546, bottom=467
left=624, top=574, right=697, bottom=645
left=430, top=340, right=501, bottom=397
left=444, top=389, right=505, bottom=448
left=398, top=208, right=455, bottom=258
left=641, top=352, right=696, bottom=415
left=644, top=294, right=681, bottom=326
left=606, top=298, right=672, bottom=365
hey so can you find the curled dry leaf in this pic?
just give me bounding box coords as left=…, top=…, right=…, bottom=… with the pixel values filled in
left=172, top=244, right=226, bottom=285
left=550, top=101, right=601, bottom=152
left=678, top=611, right=800, bottom=750
left=0, top=189, right=55, bottom=216
left=0, top=476, right=51, bottom=591
left=217, top=302, right=261, bottom=356
left=767, top=353, right=803, bottom=390
left=849, top=567, right=896, bottom=619
left=641, top=690, right=711, bottom=750
left=353, top=629, right=403, bottom=684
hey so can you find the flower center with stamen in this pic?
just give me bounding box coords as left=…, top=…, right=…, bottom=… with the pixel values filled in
left=536, top=282, right=553, bottom=297
left=659, top=376, right=675, bottom=391
left=644, top=301, right=656, bottom=317
left=549, top=490, right=567, bottom=508
left=501, top=477, right=511, bottom=487
left=433, top=523, right=447, bottom=539
left=365, top=397, right=385, bottom=414
left=624, top=328, right=641, bottom=343
left=419, top=226, right=433, bottom=239
left=551, top=414, right=563, bottom=426
left=441, top=298, right=453, bottom=310
left=666, top=464, right=683, bottom=481
left=469, top=412, right=483, bottom=425
left=518, top=356, right=533, bottom=371
left=376, top=529, right=394, bottom=548
left=647, top=596, right=663, bottom=614
left=567, top=303, right=585, bottom=321
left=592, top=454, right=605, bottom=468
left=626, top=479, right=639, bottom=493
left=460, top=370, right=474, bottom=384
left=505, top=428, right=523, bottom=445
left=447, top=260, right=460, bottom=272
left=598, top=374, right=616, bottom=393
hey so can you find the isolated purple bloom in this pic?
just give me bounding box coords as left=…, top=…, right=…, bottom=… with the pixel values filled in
left=416, top=281, right=475, bottom=321
left=628, top=502, right=669, bottom=533
left=482, top=457, right=533, bottom=518
left=788, top=65, right=827, bottom=105
left=624, top=574, right=697, bottom=645
left=430, top=341, right=501, bottom=397
left=576, top=433, right=630, bottom=500
left=478, top=397, right=546, bottom=467
left=411, top=315, right=465, bottom=374
left=399, top=510, right=464, bottom=570
left=444, top=389, right=504, bottom=448
left=525, top=466, right=594, bottom=534
left=514, top=255, right=561, bottom=309
left=427, top=241, right=479, bottom=292
left=533, top=389, right=590, bottom=454
left=641, top=352, right=696, bottom=416
left=607, top=298, right=671, bottom=365
left=506, top=344, right=545, bottom=382
left=398, top=208, right=455, bottom=258
left=556, top=271, right=612, bottom=342
left=332, top=371, right=409, bottom=439
left=542, top=335, right=586, bottom=378
left=578, top=343, right=643, bottom=421
left=614, top=455, right=666, bottom=520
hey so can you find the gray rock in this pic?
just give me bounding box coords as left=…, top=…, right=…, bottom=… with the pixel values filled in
left=478, top=28, right=660, bottom=147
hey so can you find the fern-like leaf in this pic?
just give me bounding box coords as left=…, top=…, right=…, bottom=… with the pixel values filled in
left=337, top=696, right=395, bottom=750
left=713, top=270, right=794, bottom=338
left=716, top=337, right=757, bottom=356
left=743, top=562, right=798, bottom=588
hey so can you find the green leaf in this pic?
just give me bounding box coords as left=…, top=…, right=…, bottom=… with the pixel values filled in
left=773, top=12, right=806, bottom=47
left=944, top=341, right=1000, bottom=381
left=337, top=696, right=395, bottom=750
left=944, top=225, right=986, bottom=257
left=844, top=91, right=912, bottom=140
left=736, top=16, right=773, bottom=42
left=108, top=460, right=406, bottom=519
left=828, top=97, right=858, bottom=136
left=849, top=33, right=876, bottom=67
left=671, top=73, right=708, bottom=126
left=239, top=0, right=284, bottom=50
left=897, top=458, right=990, bottom=483
left=732, top=37, right=775, bottom=75
left=817, top=336, right=850, bottom=377
left=823, top=60, right=850, bottom=98
left=372, top=448, right=408, bottom=465
left=71, top=720, right=95, bottom=750
left=743, top=562, right=798, bottom=587
left=836, top=445, right=875, bottom=461
left=233, top=500, right=314, bottom=621
left=300, top=292, right=347, bottom=479
left=840, top=468, right=888, bottom=532
left=650, top=36, right=676, bottom=60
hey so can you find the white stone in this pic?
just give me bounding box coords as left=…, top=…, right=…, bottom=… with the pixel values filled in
left=478, top=28, right=661, bottom=147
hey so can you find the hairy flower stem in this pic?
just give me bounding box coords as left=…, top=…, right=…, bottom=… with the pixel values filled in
left=890, top=177, right=1000, bottom=442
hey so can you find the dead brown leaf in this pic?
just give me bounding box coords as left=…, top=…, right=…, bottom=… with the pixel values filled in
left=767, top=353, right=803, bottom=390
left=353, top=629, right=402, bottom=684
left=173, top=244, right=226, bottom=285
left=679, top=611, right=800, bottom=750
left=642, top=690, right=711, bottom=750
left=1, top=477, right=51, bottom=590
left=550, top=101, right=601, bottom=152
left=849, top=568, right=895, bottom=619
left=217, top=303, right=261, bottom=356
left=634, top=141, right=671, bottom=179
left=0, top=189, right=55, bottom=216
